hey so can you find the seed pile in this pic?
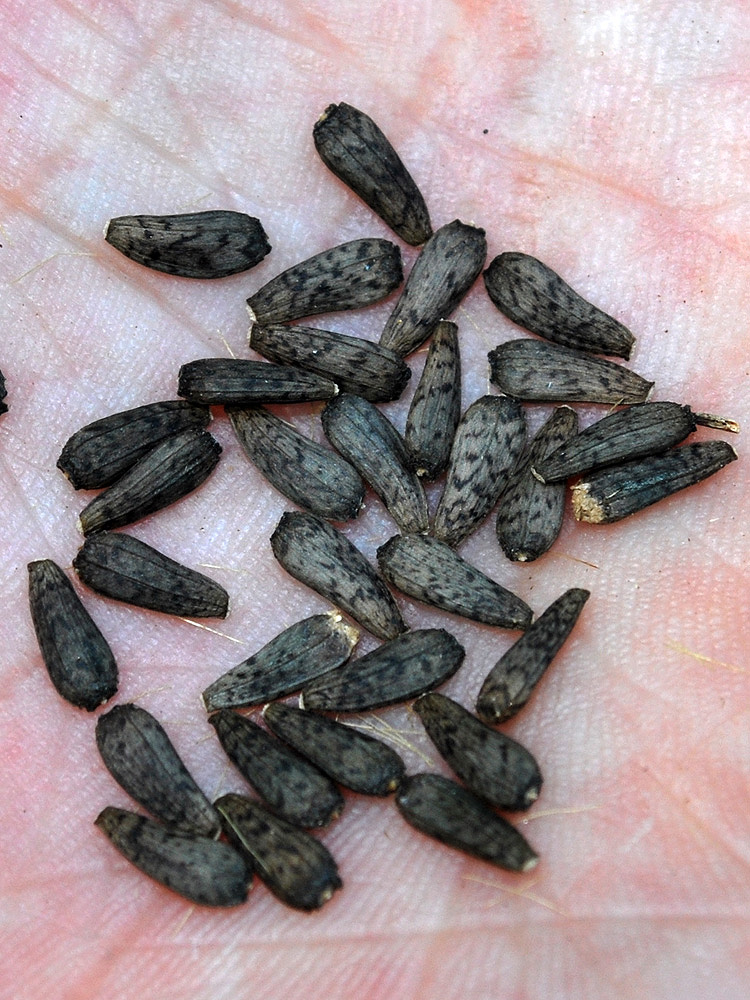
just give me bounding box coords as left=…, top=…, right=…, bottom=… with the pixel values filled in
left=27, top=104, right=739, bottom=911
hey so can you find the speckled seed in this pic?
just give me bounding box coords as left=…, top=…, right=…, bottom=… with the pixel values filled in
left=177, top=359, right=338, bottom=406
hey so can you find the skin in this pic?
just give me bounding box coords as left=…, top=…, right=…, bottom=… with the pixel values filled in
left=1, top=2, right=749, bottom=998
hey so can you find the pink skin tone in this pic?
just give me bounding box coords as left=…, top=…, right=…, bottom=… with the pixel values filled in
left=1, top=3, right=749, bottom=999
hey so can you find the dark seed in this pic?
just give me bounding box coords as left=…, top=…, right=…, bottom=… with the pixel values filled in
left=177, top=359, right=338, bottom=407
left=246, top=238, right=403, bottom=326
left=215, top=793, right=342, bottom=911
left=96, top=703, right=221, bottom=838
left=322, top=394, right=429, bottom=534
left=263, top=702, right=406, bottom=796
left=105, top=210, right=271, bottom=279
left=484, top=252, right=635, bottom=359
left=27, top=559, right=118, bottom=711
left=95, top=806, right=251, bottom=907
left=476, top=588, right=590, bottom=724
left=0, top=367, right=7, bottom=414
left=313, top=102, right=432, bottom=246
left=395, top=773, right=539, bottom=872
left=73, top=531, right=229, bottom=618
left=270, top=511, right=406, bottom=641
left=377, top=534, right=532, bottom=630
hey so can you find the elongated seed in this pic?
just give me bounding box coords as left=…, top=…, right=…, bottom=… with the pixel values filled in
left=322, top=394, right=428, bottom=533
left=377, top=534, right=532, bottom=629
left=229, top=406, right=364, bottom=521
left=488, top=340, right=654, bottom=404
left=249, top=323, right=411, bottom=403
left=95, top=807, right=251, bottom=907
left=433, top=395, right=526, bottom=548
left=484, top=252, right=635, bottom=358
left=0, top=368, right=6, bottom=414
left=313, top=102, right=432, bottom=246
left=96, top=703, right=221, bottom=838
left=27, top=559, right=118, bottom=711
left=404, top=320, right=461, bottom=480
left=177, top=359, right=338, bottom=406
left=246, top=238, right=402, bottom=325
left=208, top=710, right=344, bottom=828
left=413, top=693, right=542, bottom=811
left=571, top=440, right=738, bottom=524
left=263, top=702, right=405, bottom=796
left=216, top=793, right=342, bottom=911
left=476, top=588, right=590, bottom=724
left=78, top=428, right=221, bottom=535
left=73, top=531, right=229, bottom=618
left=301, top=628, right=465, bottom=713
left=497, top=406, right=579, bottom=562
left=380, top=221, right=487, bottom=357
left=270, top=511, right=406, bottom=641
left=395, top=773, right=539, bottom=872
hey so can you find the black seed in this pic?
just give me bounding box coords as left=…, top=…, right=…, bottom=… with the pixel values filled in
left=301, top=628, right=465, bottom=713
left=571, top=440, right=738, bottom=524
left=246, top=238, right=403, bottom=325
left=313, top=102, right=432, bottom=246
left=263, top=702, right=406, bottom=796
left=96, top=703, right=221, bottom=838
left=476, top=588, right=590, bottom=724
left=105, top=210, right=271, bottom=279
left=380, top=221, right=487, bottom=357
left=413, top=693, right=542, bottom=811
left=57, top=400, right=211, bottom=491
left=270, top=511, right=406, bottom=641
left=215, top=793, right=342, bottom=911
left=73, top=531, right=229, bottom=618
left=395, top=773, right=539, bottom=872
left=484, top=252, right=635, bottom=358
left=322, top=394, right=429, bottom=534
left=95, top=807, right=251, bottom=907
left=377, top=534, right=532, bottom=630
left=208, top=710, right=344, bottom=828
left=0, top=367, right=7, bottom=414
left=177, top=359, right=338, bottom=406
left=433, top=395, right=526, bottom=548
left=27, top=559, right=118, bottom=711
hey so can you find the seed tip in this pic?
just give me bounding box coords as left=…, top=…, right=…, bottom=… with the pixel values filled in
left=571, top=481, right=606, bottom=523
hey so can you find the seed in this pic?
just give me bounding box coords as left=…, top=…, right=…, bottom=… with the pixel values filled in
left=322, top=394, right=429, bottom=534
left=95, top=806, right=251, bottom=907
left=73, top=531, right=229, bottom=618
left=216, top=794, right=342, bottom=911
left=571, top=440, right=738, bottom=524
left=202, top=612, right=359, bottom=711
left=433, top=395, right=526, bottom=548
left=395, top=773, right=539, bottom=873
left=263, top=702, right=405, bottom=796
left=57, top=400, right=210, bottom=491
left=377, top=534, right=532, bottom=630
left=270, top=511, right=406, bottom=641
left=0, top=367, right=7, bottom=414
left=476, top=588, right=590, bottom=724
left=380, top=220, right=487, bottom=357
left=301, top=628, right=465, bottom=713
left=208, top=710, right=344, bottom=828
left=96, top=703, right=221, bottom=838
left=488, top=340, right=654, bottom=404
left=312, top=102, right=432, bottom=246
left=249, top=322, right=411, bottom=403
left=413, top=693, right=542, bottom=811
left=246, top=238, right=403, bottom=325
left=105, top=210, right=271, bottom=279
left=27, top=559, right=118, bottom=711
left=484, top=252, right=635, bottom=358
left=177, top=359, right=338, bottom=406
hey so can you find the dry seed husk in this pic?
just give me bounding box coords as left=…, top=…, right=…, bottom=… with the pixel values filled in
left=215, top=793, right=342, bottom=911
left=270, top=511, right=406, bottom=641
left=177, top=359, right=338, bottom=407
left=322, top=394, right=429, bottom=534
left=95, top=806, right=251, bottom=907
left=404, top=320, right=461, bottom=480
left=27, top=559, right=118, bottom=711
left=395, top=773, right=539, bottom=873
left=484, top=252, right=635, bottom=358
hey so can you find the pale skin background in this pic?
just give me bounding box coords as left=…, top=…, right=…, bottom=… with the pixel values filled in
left=1, top=2, right=749, bottom=999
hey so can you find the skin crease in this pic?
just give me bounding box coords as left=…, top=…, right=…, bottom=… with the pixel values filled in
left=1, top=2, right=749, bottom=999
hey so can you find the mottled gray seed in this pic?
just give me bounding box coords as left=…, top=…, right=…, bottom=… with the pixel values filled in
left=27, top=559, right=118, bottom=711
left=177, top=359, right=338, bottom=406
